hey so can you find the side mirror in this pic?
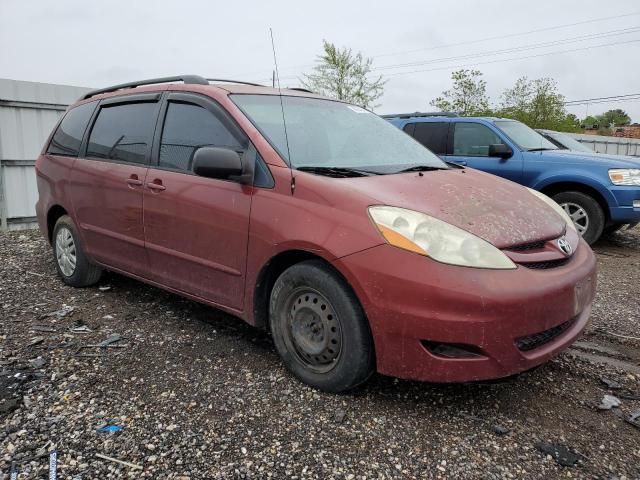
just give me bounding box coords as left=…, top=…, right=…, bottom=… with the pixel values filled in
left=489, top=143, right=513, bottom=159
left=193, top=147, right=245, bottom=181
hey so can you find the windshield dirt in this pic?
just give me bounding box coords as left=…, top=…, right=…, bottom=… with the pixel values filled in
left=231, top=94, right=447, bottom=174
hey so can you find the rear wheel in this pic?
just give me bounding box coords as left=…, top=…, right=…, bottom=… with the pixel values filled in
left=552, top=191, right=605, bottom=245
left=52, top=215, right=102, bottom=287
left=269, top=260, right=375, bottom=392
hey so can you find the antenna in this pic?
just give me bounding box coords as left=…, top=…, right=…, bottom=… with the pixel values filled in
left=269, top=28, right=295, bottom=192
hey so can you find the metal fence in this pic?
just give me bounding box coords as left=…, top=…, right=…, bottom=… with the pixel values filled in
left=566, top=132, right=640, bottom=157
left=0, top=79, right=90, bottom=230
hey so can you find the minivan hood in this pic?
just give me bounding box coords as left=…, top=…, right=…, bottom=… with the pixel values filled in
left=344, top=168, right=566, bottom=249
left=525, top=149, right=640, bottom=168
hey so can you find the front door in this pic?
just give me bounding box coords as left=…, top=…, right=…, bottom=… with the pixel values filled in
left=70, top=95, right=160, bottom=276
left=143, top=93, right=253, bottom=310
left=446, top=122, right=523, bottom=183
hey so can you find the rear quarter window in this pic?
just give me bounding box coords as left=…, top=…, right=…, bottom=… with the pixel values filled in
left=409, top=122, right=449, bottom=155
left=47, top=102, right=96, bottom=157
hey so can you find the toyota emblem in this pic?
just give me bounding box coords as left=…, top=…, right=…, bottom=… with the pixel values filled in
left=557, top=237, right=573, bottom=256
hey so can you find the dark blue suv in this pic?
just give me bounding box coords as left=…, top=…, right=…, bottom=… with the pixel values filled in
left=386, top=113, right=640, bottom=244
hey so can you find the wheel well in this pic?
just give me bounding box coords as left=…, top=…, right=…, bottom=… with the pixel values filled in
left=253, top=250, right=340, bottom=331
left=539, top=182, right=610, bottom=222
left=47, top=205, right=67, bottom=242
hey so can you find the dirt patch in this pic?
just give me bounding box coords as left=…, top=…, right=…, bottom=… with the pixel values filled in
left=1, top=229, right=640, bottom=479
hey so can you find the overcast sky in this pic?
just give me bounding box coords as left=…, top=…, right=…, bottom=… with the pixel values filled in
left=1, top=0, right=639, bottom=121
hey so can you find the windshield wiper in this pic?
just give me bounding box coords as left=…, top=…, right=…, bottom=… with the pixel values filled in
left=526, top=147, right=556, bottom=152
left=396, top=165, right=449, bottom=173
left=296, top=166, right=379, bottom=177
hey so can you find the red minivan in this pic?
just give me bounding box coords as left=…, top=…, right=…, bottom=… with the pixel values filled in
left=36, top=76, right=596, bottom=392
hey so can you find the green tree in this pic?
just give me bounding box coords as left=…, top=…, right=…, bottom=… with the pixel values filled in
left=499, top=77, right=576, bottom=130
left=596, top=109, right=631, bottom=127
left=582, top=115, right=600, bottom=128
left=430, top=69, right=490, bottom=116
left=302, top=40, right=385, bottom=109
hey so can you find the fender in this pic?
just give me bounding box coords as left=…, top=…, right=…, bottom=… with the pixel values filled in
left=530, top=171, right=617, bottom=208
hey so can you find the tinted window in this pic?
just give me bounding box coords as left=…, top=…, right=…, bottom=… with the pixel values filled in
left=86, top=102, right=158, bottom=164
left=159, top=102, right=243, bottom=171
left=453, top=123, right=502, bottom=156
left=47, top=102, right=96, bottom=156
left=410, top=122, right=448, bottom=155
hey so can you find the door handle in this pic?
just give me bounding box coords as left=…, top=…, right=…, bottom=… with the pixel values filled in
left=126, top=175, right=143, bottom=187
left=147, top=180, right=166, bottom=191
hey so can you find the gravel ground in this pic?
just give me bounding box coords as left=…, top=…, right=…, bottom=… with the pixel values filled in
left=1, top=228, right=639, bottom=479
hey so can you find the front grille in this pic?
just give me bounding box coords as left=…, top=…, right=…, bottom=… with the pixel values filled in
left=521, top=258, right=569, bottom=270
left=507, top=240, right=546, bottom=251
left=515, top=319, right=575, bottom=352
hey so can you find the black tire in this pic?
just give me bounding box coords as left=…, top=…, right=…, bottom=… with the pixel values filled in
left=602, top=223, right=626, bottom=236
left=52, top=215, right=102, bottom=287
left=552, top=191, right=605, bottom=245
left=269, top=260, right=375, bottom=393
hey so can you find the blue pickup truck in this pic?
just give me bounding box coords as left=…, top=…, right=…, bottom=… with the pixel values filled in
left=385, top=113, right=640, bottom=244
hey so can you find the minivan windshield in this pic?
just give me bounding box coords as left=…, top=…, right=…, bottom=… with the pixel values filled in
left=231, top=95, right=447, bottom=174
left=495, top=120, right=558, bottom=151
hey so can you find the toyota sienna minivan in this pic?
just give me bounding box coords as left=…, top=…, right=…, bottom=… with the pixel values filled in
left=36, top=75, right=596, bottom=392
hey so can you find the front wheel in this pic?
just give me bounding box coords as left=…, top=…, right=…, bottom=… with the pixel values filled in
left=552, top=191, right=605, bottom=245
left=269, top=260, right=375, bottom=393
left=52, top=215, right=103, bottom=287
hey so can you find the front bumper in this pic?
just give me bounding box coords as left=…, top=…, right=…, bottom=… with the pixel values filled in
left=609, top=186, right=640, bottom=223
left=335, top=241, right=597, bottom=382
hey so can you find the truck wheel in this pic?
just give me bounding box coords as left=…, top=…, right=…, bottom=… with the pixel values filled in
left=552, top=191, right=605, bottom=245
left=269, top=260, right=375, bottom=393
left=52, top=215, right=103, bottom=287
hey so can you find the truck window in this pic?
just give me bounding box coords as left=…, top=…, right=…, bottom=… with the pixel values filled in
left=453, top=123, right=501, bottom=157
left=408, top=122, right=448, bottom=155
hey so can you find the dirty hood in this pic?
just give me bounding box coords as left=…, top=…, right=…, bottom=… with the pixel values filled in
left=345, top=168, right=566, bottom=249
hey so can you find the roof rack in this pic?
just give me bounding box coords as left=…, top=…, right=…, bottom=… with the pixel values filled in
left=206, top=78, right=264, bottom=87
left=381, top=111, right=459, bottom=119
left=82, top=75, right=266, bottom=100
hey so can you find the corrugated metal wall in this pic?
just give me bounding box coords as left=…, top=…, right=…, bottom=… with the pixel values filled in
left=566, top=132, right=640, bottom=157
left=0, top=79, right=90, bottom=230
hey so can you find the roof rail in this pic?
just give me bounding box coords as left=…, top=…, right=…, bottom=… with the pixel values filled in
left=82, top=75, right=210, bottom=100
left=287, top=87, right=314, bottom=94
left=206, top=78, right=265, bottom=87
left=381, top=111, right=459, bottom=119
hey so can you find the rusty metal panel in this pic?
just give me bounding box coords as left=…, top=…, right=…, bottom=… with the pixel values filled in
left=0, top=78, right=91, bottom=230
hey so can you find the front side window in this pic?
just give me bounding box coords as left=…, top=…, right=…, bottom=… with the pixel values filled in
left=47, top=102, right=96, bottom=156
left=452, top=123, right=502, bottom=157
left=159, top=102, right=244, bottom=171
left=231, top=95, right=447, bottom=174
left=86, top=102, right=158, bottom=164
left=410, top=122, right=448, bottom=155
left=495, top=120, right=557, bottom=151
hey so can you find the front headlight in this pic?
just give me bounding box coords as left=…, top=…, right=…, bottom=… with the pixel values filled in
left=609, top=169, right=640, bottom=186
left=368, top=206, right=516, bottom=269
left=526, top=188, right=576, bottom=233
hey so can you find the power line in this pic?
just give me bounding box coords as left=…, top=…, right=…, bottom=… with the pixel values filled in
left=370, top=11, right=640, bottom=59
left=250, top=30, right=640, bottom=84
left=373, top=27, right=640, bottom=71
left=565, top=93, right=640, bottom=104
left=379, top=38, right=640, bottom=78
left=230, top=11, right=640, bottom=80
